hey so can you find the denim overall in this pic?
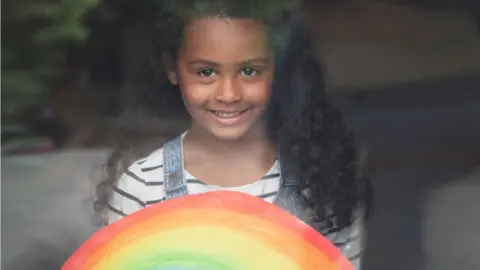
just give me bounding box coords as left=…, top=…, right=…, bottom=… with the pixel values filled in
left=163, top=136, right=311, bottom=220
left=163, top=136, right=357, bottom=263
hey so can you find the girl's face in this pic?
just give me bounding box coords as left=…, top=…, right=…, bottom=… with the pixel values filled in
left=168, top=17, right=274, bottom=141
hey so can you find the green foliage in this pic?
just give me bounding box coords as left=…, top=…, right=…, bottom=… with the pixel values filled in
left=1, top=0, right=100, bottom=118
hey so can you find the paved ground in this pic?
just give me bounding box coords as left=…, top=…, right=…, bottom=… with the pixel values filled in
left=1, top=150, right=106, bottom=269
left=364, top=166, right=480, bottom=270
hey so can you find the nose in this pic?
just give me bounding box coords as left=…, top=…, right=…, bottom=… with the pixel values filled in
left=214, top=76, right=241, bottom=103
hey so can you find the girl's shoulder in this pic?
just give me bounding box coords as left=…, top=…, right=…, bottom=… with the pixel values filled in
left=126, top=146, right=166, bottom=185
left=127, top=131, right=184, bottom=183
left=108, top=146, right=167, bottom=223
left=135, top=147, right=164, bottom=170
left=134, top=131, right=186, bottom=170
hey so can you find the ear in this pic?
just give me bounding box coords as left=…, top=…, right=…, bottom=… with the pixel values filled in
left=162, top=52, right=178, bottom=85
left=166, top=70, right=178, bottom=85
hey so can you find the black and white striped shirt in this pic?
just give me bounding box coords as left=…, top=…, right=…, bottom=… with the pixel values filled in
left=108, top=146, right=281, bottom=223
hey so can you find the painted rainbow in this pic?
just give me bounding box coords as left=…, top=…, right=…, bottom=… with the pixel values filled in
left=63, top=191, right=353, bottom=270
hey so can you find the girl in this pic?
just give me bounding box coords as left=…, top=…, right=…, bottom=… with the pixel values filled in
left=95, top=0, right=372, bottom=269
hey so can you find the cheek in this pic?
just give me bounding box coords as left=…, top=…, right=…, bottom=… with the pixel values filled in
left=181, top=87, right=208, bottom=109
left=248, top=88, right=271, bottom=105
left=244, top=78, right=274, bottom=106
left=178, top=74, right=209, bottom=108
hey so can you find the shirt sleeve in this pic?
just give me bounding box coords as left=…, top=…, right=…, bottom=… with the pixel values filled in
left=106, top=162, right=148, bottom=224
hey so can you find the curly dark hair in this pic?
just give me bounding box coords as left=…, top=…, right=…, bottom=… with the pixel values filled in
left=94, top=0, right=372, bottom=230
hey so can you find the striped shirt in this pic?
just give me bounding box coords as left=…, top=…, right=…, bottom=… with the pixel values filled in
left=108, top=145, right=365, bottom=269
left=107, top=146, right=281, bottom=223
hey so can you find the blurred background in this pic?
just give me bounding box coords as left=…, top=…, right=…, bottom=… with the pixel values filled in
left=2, top=0, right=480, bottom=269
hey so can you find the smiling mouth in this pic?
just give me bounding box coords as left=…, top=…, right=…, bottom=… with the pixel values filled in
left=208, top=110, right=248, bottom=118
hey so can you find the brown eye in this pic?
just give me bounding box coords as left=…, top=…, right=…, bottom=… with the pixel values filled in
left=240, top=68, right=258, bottom=76
left=197, top=68, right=217, bottom=77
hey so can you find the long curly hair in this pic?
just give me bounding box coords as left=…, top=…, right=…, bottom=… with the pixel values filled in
left=94, top=0, right=372, bottom=230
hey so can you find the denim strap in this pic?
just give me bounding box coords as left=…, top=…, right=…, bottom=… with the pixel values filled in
left=163, top=135, right=189, bottom=200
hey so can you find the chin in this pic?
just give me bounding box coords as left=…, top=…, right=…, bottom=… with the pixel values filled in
left=210, top=130, right=249, bottom=142
left=208, top=126, right=255, bottom=142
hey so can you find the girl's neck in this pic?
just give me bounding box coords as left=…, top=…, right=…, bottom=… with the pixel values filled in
left=182, top=124, right=277, bottom=187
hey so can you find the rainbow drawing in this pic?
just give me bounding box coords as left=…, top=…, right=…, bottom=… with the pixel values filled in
left=63, top=191, right=353, bottom=270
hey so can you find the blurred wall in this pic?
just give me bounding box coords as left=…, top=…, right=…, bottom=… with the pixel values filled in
left=307, top=0, right=480, bottom=89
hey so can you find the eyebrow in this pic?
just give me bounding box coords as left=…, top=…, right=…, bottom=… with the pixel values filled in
left=187, top=57, right=268, bottom=67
